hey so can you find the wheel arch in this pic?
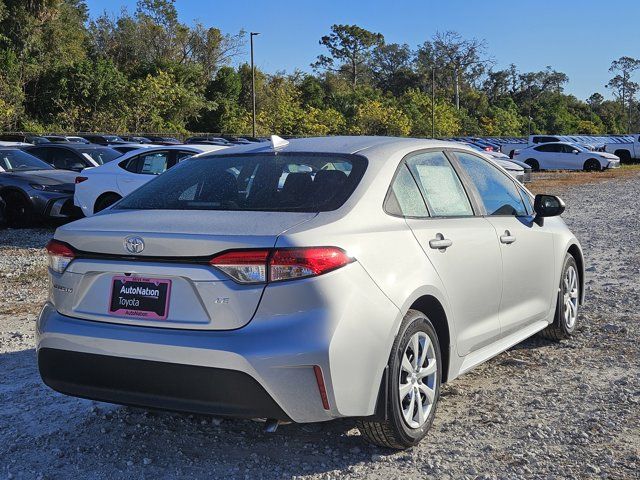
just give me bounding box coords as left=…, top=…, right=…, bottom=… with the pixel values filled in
left=407, top=295, right=452, bottom=383
left=93, top=191, right=122, bottom=214
left=567, top=242, right=585, bottom=304
left=0, top=186, right=30, bottom=201
left=584, top=158, right=602, bottom=171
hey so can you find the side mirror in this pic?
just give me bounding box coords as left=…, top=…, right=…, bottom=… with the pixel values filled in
left=533, top=194, right=565, bottom=226
left=572, top=149, right=579, bottom=154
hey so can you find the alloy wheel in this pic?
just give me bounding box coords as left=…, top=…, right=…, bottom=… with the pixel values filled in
left=563, top=265, right=579, bottom=329
left=398, top=331, right=438, bottom=429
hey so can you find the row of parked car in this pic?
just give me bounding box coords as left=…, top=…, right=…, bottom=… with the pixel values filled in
left=0, top=134, right=266, bottom=227
left=0, top=132, right=634, bottom=227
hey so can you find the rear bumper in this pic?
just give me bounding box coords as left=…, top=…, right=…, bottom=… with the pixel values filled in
left=38, top=347, right=290, bottom=420
left=36, top=262, right=400, bottom=422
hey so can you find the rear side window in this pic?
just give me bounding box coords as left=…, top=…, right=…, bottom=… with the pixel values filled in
left=384, top=165, right=428, bottom=217
left=454, top=152, right=527, bottom=216
left=122, top=151, right=170, bottom=174
left=116, top=153, right=367, bottom=212
left=175, top=150, right=195, bottom=162
left=406, top=151, right=473, bottom=217
left=139, top=151, right=169, bottom=174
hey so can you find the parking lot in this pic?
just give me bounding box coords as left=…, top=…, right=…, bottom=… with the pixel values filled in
left=1, top=168, right=638, bottom=479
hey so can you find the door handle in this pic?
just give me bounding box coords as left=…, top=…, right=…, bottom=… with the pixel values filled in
left=429, top=233, right=453, bottom=251
left=500, top=230, right=516, bottom=244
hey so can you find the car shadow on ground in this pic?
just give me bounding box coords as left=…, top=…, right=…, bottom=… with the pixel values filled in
left=0, top=348, right=392, bottom=478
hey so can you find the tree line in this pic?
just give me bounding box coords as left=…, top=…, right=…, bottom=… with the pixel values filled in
left=0, top=0, right=638, bottom=137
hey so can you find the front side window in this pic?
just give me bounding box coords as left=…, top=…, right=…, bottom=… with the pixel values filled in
left=405, top=151, right=473, bottom=217
left=384, top=165, right=428, bottom=217
left=50, top=150, right=85, bottom=170
left=116, top=153, right=367, bottom=212
left=454, top=152, right=527, bottom=216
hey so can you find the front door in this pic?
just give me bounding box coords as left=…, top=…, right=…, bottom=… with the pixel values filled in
left=452, top=151, right=556, bottom=336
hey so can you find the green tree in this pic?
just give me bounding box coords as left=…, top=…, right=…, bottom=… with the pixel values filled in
left=350, top=99, right=411, bottom=136
left=400, top=89, right=460, bottom=136
left=312, top=24, right=384, bottom=88
left=126, top=69, right=209, bottom=132
left=606, top=56, right=640, bottom=133
left=369, top=43, right=418, bottom=96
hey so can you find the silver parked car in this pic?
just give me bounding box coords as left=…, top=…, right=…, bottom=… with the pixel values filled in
left=37, top=136, right=584, bottom=448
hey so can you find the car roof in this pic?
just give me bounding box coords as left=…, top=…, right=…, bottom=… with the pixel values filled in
left=27, top=143, right=116, bottom=150
left=204, top=136, right=468, bottom=160
left=114, top=144, right=227, bottom=160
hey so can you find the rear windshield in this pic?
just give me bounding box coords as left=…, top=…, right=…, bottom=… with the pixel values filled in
left=116, top=153, right=367, bottom=212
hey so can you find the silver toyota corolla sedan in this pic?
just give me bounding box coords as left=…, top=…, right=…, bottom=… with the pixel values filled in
left=37, top=136, right=584, bottom=449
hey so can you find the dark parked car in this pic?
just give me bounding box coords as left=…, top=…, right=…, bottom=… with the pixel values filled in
left=221, top=135, right=252, bottom=145
left=110, top=144, right=152, bottom=154
left=185, top=136, right=231, bottom=146
left=22, top=144, right=122, bottom=171
left=0, top=195, right=5, bottom=227
left=0, top=134, right=51, bottom=145
left=44, top=135, right=72, bottom=143
left=143, top=135, right=182, bottom=145
left=43, top=135, right=90, bottom=144
left=0, top=148, right=80, bottom=226
left=80, top=134, right=126, bottom=145
left=121, top=136, right=153, bottom=144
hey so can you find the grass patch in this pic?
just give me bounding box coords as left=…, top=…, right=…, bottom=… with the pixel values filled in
left=528, top=164, right=640, bottom=195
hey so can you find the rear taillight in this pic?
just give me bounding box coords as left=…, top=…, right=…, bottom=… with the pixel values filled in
left=209, top=247, right=353, bottom=284
left=46, top=240, right=75, bottom=273
left=209, top=249, right=269, bottom=283
left=270, top=247, right=352, bottom=281
left=75, top=176, right=88, bottom=184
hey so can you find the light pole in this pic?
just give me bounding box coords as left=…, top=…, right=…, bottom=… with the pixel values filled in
left=250, top=32, right=260, bottom=138
left=431, top=66, right=436, bottom=138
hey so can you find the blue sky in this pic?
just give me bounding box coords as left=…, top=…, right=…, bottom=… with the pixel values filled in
left=85, top=0, right=640, bottom=100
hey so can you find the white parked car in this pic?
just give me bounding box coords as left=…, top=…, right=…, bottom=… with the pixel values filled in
left=40, top=136, right=584, bottom=449
left=74, top=145, right=227, bottom=215
left=513, top=142, right=620, bottom=171
left=461, top=142, right=528, bottom=183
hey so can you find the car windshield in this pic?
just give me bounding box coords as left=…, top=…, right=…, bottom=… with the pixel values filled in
left=116, top=153, right=367, bottom=212
left=0, top=149, right=52, bottom=171
left=80, top=148, right=121, bottom=165
left=104, top=135, right=124, bottom=142
left=569, top=144, right=587, bottom=152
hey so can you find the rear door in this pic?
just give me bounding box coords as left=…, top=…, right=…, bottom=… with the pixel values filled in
left=452, top=151, right=556, bottom=336
left=400, top=150, right=503, bottom=356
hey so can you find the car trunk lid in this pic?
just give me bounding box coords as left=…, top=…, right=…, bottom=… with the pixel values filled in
left=52, top=210, right=317, bottom=330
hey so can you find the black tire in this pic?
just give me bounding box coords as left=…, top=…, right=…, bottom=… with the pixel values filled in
left=615, top=150, right=631, bottom=164
left=583, top=159, right=601, bottom=172
left=357, top=310, right=442, bottom=449
left=94, top=193, right=121, bottom=214
left=3, top=190, right=36, bottom=227
left=538, top=253, right=579, bottom=341
left=525, top=159, right=540, bottom=171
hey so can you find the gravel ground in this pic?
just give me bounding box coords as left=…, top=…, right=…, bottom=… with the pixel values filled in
left=1, top=173, right=639, bottom=479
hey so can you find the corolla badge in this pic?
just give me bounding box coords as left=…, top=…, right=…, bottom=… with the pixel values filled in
left=124, top=236, right=145, bottom=254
